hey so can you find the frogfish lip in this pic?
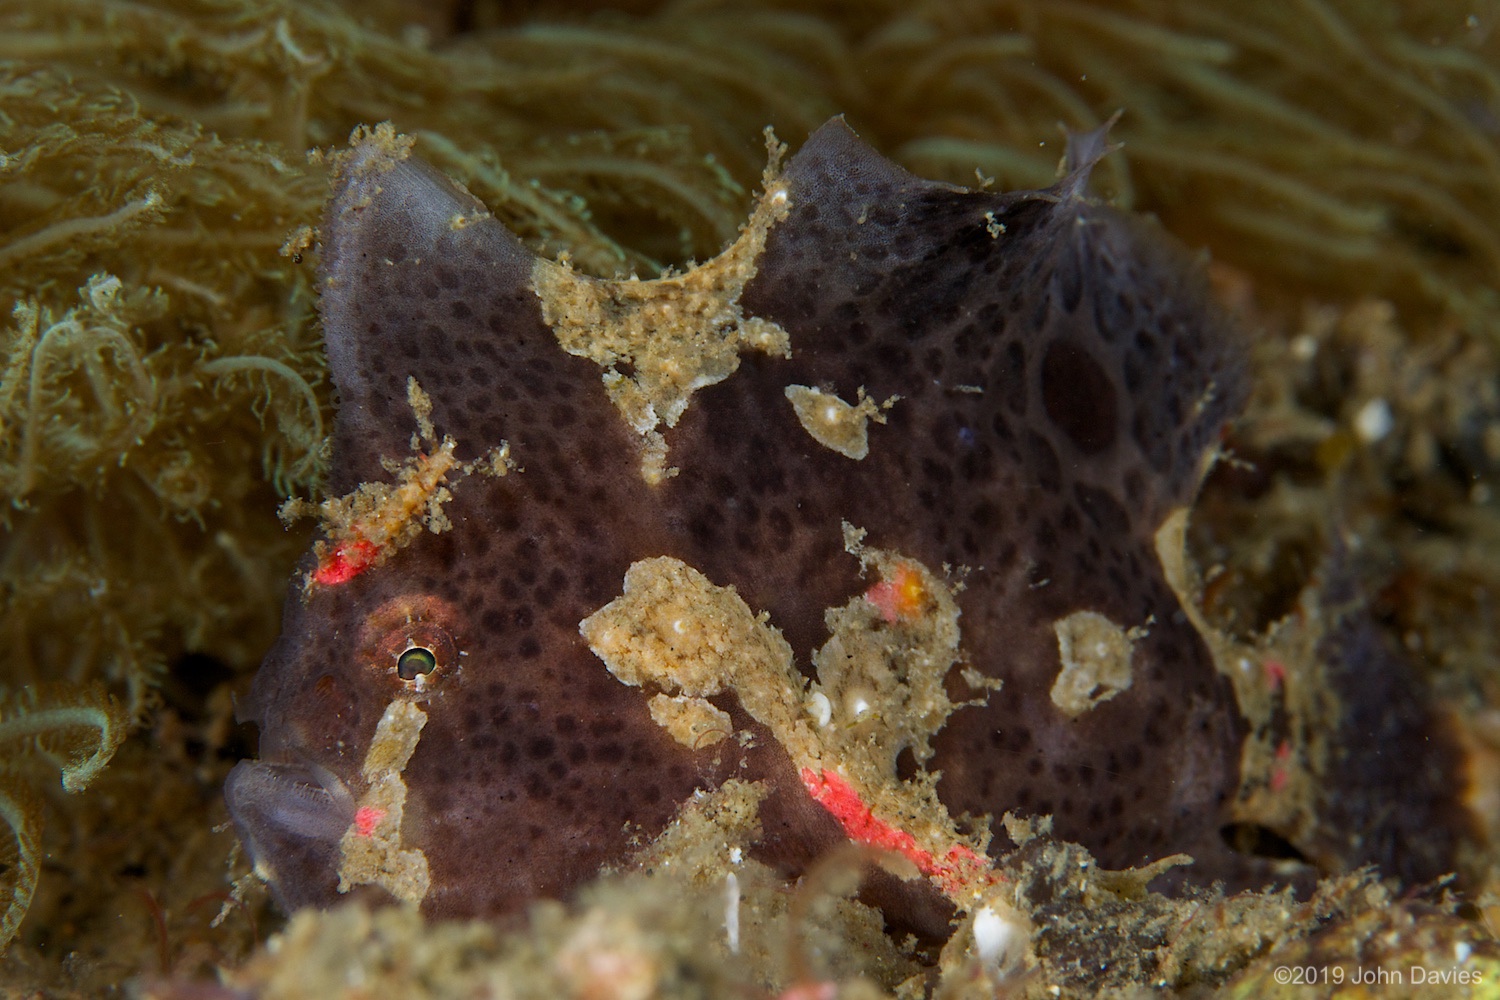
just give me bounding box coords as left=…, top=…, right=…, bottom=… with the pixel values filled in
left=224, top=758, right=356, bottom=911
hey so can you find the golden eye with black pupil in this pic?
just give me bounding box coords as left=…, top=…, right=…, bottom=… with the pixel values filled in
left=397, top=645, right=438, bottom=680
left=359, top=595, right=460, bottom=690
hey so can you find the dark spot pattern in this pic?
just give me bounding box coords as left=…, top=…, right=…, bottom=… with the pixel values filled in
left=228, top=118, right=1440, bottom=932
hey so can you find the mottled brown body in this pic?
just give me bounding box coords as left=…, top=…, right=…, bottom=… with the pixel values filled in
left=228, top=119, right=1254, bottom=921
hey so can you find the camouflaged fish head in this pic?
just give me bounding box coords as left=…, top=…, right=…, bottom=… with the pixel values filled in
left=226, top=117, right=1258, bottom=921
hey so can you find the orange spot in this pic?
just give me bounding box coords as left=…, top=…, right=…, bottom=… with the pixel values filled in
left=800, top=767, right=994, bottom=898
left=314, top=537, right=379, bottom=586
left=1263, top=659, right=1287, bottom=691
left=864, top=563, right=927, bottom=623
left=353, top=805, right=386, bottom=837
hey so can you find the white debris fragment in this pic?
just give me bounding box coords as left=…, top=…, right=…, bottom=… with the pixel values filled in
left=972, top=903, right=1029, bottom=969
left=725, top=872, right=741, bottom=953
left=1354, top=398, right=1394, bottom=443
left=808, top=691, right=833, bottom=727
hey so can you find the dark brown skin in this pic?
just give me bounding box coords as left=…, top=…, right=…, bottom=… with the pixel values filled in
left=227, top=118, right=1258, bottom=923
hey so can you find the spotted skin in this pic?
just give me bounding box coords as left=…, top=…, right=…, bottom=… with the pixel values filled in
left=228, top=119, right=1255, bottom=922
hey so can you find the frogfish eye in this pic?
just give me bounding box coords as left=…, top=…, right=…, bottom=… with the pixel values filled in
left=358, top=595, right=462, bottom=689
left=396, top=645, right=438, bottom=679
left=381, top=620, right=457, bottom=687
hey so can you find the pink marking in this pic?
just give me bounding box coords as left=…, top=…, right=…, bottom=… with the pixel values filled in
left=314, top=538, right=379, bottom=586
left=1269, top=740, right=1293, bottom=793
left=353, top=805, right=386, bottom=837
left=1263, top=659, right=1287, bottom=691
left=865, top=580, right=904, bottom=623
left=777, top=984, right=836, bottom=1000
left=801, top=767, right=994, bottom=898
left=863, top=564, right=925, bottom=624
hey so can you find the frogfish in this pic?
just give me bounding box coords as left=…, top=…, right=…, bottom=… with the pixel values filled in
left=227, top=116, right=1423, bottom=927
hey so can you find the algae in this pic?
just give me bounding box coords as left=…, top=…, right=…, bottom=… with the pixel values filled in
left=532, top=129, right=793, bottom=484
left=1048, top=610, right=1142, bottom=718
left=280, top=376, right=512, bottom=592
left=784, top=385, right=899, bottom=461
left=335, top=699, right=430, bottom=906
left=0, top=683, right=129, bottom=948
left=581, top=530, right=986, bottom=892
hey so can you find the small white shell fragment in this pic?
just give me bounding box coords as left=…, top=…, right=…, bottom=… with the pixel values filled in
left=808, top=691, right=833, bottom=727
left=724, top=872, right=741, bottom=953
left=1354, top=398, right=1394, bottom=443
left=972, top=904, right=1027, bottom=968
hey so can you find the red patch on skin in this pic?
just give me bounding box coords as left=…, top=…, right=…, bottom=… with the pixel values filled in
left=801, top=767, right=994, bottom=898
left=864, top=564, right=926, bottom=623
left=1263, top=659, right=1287, bottom=691
left=314, top=538, right=379, bottom=586
left=1269, top=740, right=1293, bottom=793
left=353, top=805, right=386, bottom=837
